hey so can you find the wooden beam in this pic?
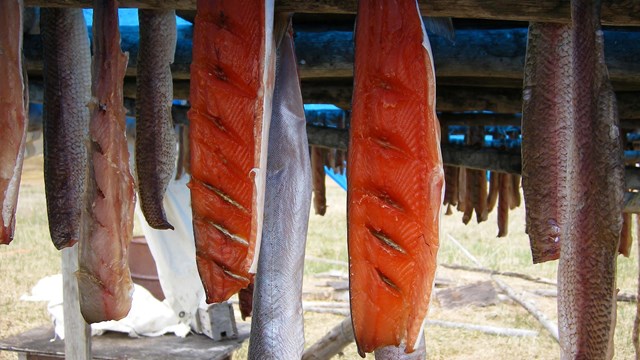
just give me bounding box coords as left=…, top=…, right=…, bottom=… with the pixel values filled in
left=23, top=0, right=640, bottom=26
left=23, top=28, right=640, bottom=88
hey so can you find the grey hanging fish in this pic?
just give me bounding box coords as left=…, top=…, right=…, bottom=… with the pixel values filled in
left=41, top=8, right=91, bottom=250
left=135, top=9, right=177, bottom=230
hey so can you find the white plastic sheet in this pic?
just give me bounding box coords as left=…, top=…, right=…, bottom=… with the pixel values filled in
left=134, top=174, right=205, bottom=332
left=22, top=275, right=190, bottom=339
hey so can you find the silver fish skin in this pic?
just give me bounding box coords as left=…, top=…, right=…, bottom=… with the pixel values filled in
left=135, top=9, right=177, bottom=230
left=247, top=20, right=312, bottom=360
left=0, top=0, right=27, bottom=245
left=374, top=337, right=426, bottom=360
left=41, top=8, right=91, bottom=250
left=558, top=0, right=623, bottom=359
left=521, top=22, right=572, bottom=264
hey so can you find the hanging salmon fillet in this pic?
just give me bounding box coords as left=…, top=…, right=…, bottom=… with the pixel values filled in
left=0, top=0, right=27, bottom=245
left=348, top=0, right=444, bottom=355
left=188, top=0, right=275, bottom=303
left=77, top=0, right=136, bottom=323
left=41, top=8, right=91, bottom=250
left=557, top=0, right=624, bottom=358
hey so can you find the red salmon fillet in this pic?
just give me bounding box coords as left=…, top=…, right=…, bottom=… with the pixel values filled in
left=77, top=0, right=136, bottom=324
left=348, top=0, right=444, bottom=355
left=188, top=0, right=275, bottom=303
left=0, top=0, right=27, bottom=245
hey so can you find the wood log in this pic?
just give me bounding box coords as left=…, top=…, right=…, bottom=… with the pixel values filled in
left=23, top=28, right=640, bottom=88
left=532, top=289, right=636, bottom=303
left=24, top=0, right=640, bottom=26
left=301, top=312, right=538, bottom=360
left=426, top=319, right=538, bottom=338
left=301, top=317, right=354, bottom=360
left=28, top=78, right=640, bottom=118
left=439, top=263, right=557, bottom=286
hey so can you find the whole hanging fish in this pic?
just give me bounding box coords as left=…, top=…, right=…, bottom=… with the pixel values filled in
left=348, top=0, right=444, bottom=355
left=0, top=0, right=27, bottom=245
left=77, top=0, right=136, bottom=324
left=247, top=17, right=311, bottom=359
left=41, top=8, right=91, bottom=250
left=188, top=0, right=275, bottom=303
left=135, top=9, right=177, bottom=230
left=558, top=0, right=624, bottom=358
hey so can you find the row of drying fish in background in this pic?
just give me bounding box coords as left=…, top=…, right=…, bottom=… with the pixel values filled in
left=0, top=0, right=637, bottom=359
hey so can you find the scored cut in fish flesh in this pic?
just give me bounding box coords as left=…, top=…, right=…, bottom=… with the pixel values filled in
left=188, top=0, right=275, bottom=303
left=77, top=0, right=136, bottom=324
left=135, top=10, right=177, bottom=230
left=0, top=0, right=27, bottom=245
left=41, top=8, right=91, bottom=250
left=557, top=0, right=624, bottom=358
left=248, top=17, right=312, bottom=359
left=521, top=21, right=576, bottom=263
left=348, top=0, right=444, bottom=355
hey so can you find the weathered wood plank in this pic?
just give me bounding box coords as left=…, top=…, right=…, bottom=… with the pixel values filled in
left=23, top=0, right=640, bottom=26
left=0, top=325, right=249, bottom=360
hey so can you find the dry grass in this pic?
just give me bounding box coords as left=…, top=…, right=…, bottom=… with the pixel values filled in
left=1, top=159, right=638, bottom=359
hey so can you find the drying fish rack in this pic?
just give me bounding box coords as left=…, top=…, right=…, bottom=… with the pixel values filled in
left=6, top=1, right=640, bottom=359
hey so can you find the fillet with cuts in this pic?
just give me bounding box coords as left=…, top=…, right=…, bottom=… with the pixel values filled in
left=41, top=8, right=91, bottom=250
left=77, top=0, right=136, bottom=323
left=348, top=0, right=444, bottom=355
left=521, top=22, right=572, bottom=264
left=0, top=0, right=27, bottom=245
left=188, top=0, right=275, bottom=303
left=557, top=0, right=624, bottom=358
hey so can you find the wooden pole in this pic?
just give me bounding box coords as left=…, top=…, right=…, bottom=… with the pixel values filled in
left=60, top=245, right=91, bottom=359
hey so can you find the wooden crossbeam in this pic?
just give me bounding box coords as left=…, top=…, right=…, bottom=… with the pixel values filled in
left=24, top=0, right=640, bottom=26
left=23, top=28, right=640, bottom=90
